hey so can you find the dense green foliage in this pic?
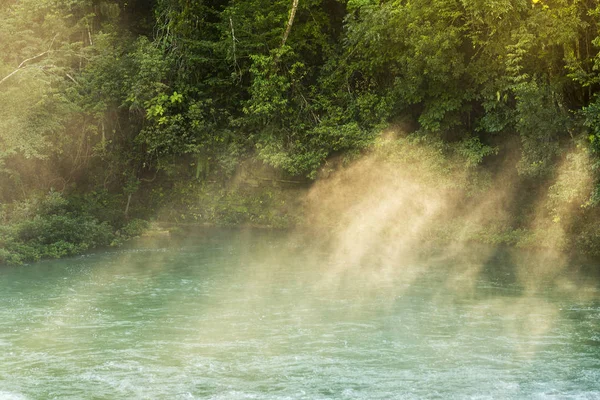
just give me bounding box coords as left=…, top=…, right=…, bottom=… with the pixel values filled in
left=2, top=0, right=600, bottom=263
left=0, top=191, right=148, bottom=264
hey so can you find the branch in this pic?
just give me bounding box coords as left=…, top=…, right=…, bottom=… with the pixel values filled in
left=17, top=50, right=50, bottom=69
left=0, top=68, right=23, bottom=86
left=65, top=73, right=79, bottom=85
left=0, top=34, right=58, bottom=87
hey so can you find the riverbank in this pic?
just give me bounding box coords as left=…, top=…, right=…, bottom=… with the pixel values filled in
left=3, top=0, right=600, bottom=268
left=3, top=135, right=600, bottom=266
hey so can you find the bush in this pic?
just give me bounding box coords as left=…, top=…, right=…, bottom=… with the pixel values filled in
left=120, top=218, right=150, bottom=238
left=0, top=191, right=148, bottom=265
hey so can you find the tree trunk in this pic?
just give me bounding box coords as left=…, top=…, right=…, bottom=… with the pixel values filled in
left=124, top=193, right=132, bottom=219
left=281, top=0, right=299, bottom=49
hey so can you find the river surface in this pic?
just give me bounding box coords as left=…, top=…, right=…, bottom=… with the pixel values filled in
left=1, top=228, right=599, bottom=399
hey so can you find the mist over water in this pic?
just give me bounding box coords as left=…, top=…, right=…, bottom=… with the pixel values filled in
left=4, top=0, right=600, bottom=396
left=2, top=137, right=600, bottom=399
left=0, top=229, right=599, bottom=399
left=302, top=136, right=600, bottom=298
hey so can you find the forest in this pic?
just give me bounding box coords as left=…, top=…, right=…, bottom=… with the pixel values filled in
left=2, top=0, right=600, bottom=264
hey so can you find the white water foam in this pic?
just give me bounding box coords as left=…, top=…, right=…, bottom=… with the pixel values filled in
left=0, top=392, right=27, bottom=400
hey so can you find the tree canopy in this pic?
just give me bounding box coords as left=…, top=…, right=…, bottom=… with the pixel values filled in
left=3, top=0, right=600, bottom=262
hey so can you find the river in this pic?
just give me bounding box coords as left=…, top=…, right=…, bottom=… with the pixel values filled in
left=1, top=228, right=599, bottom=399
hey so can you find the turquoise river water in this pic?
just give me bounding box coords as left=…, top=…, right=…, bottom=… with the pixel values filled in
left=0, top=229, right=599, bottom=399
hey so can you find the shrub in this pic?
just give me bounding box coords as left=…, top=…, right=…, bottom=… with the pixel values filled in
left=0, top=191, right=146, bottom=265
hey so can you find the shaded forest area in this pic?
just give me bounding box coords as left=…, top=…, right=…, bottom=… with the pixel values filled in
left=2, top=0, right=600, bottom=264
